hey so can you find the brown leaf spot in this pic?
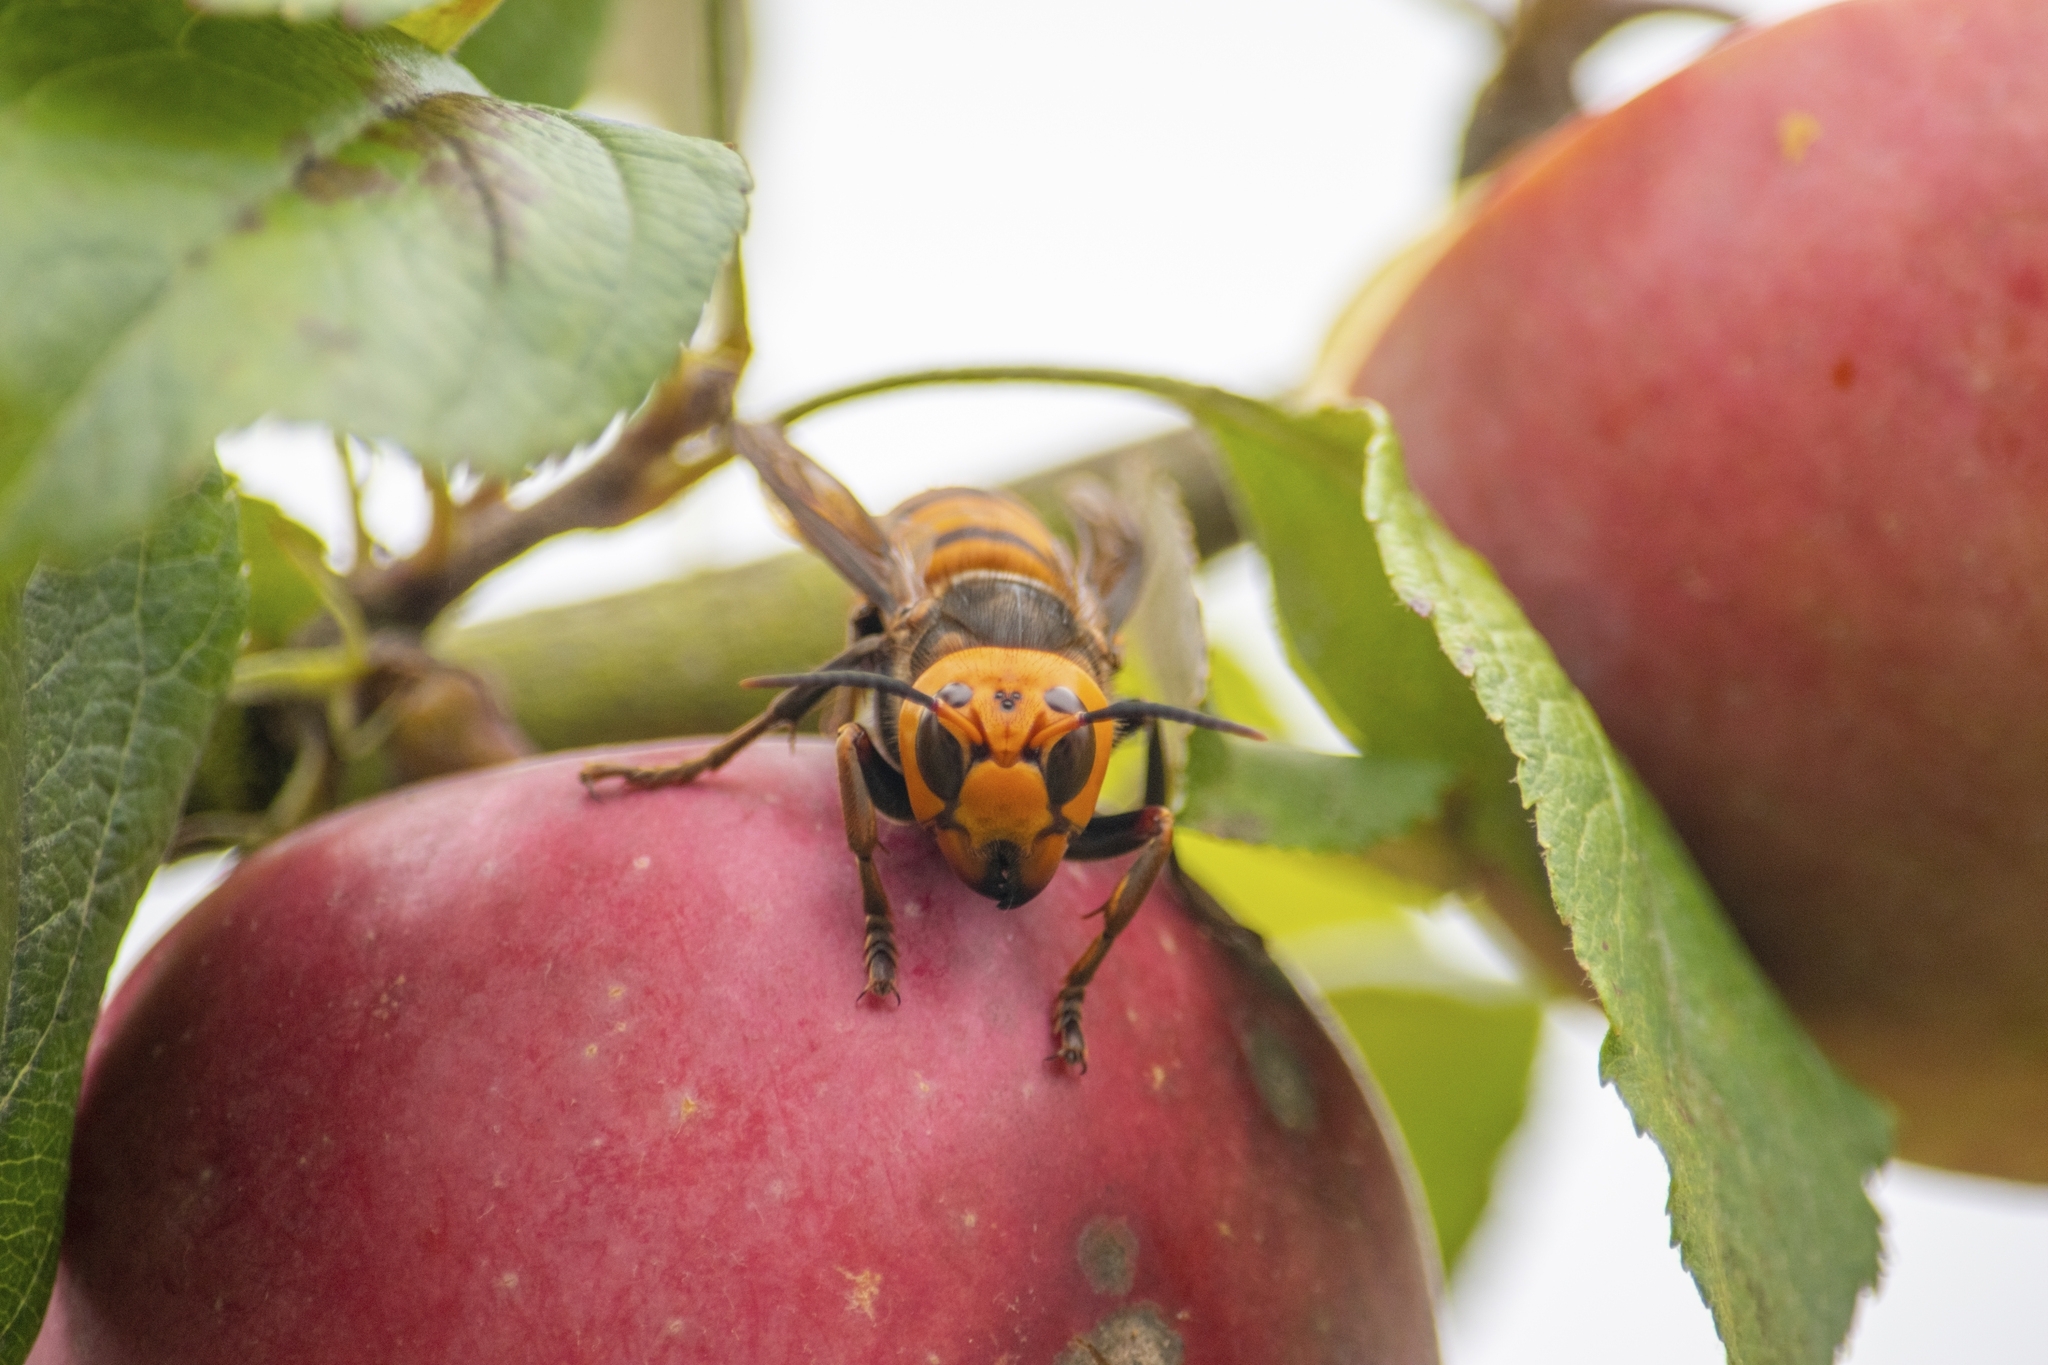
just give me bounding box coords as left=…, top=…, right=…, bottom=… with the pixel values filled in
left=293, top=158, right=396, bottom=204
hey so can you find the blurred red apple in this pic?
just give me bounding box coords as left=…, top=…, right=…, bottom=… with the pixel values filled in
left=30, top=741, right=1438, bottom=1364
left=1318, top=0, right=2048, bottom=1176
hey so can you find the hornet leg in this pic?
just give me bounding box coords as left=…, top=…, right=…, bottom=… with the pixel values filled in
left=1052, top=805, right=1173, bottom=1073
left=579, top=639, right=881, bottom=793
left=837, top=723, right=902, bottom=1004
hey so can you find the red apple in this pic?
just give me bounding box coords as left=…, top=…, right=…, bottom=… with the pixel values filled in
left=1318, top=0, right=2048, bottom=1176
left=31, top=741, right=1438, bottom=1364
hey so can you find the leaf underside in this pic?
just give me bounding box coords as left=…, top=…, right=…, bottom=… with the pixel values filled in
left=1190, top=400, right=1547, bottom=898
left=0, top=472, right=248, bottom=1363
left=1179, top=729, right=1452, bottom=854
left=0, top=0, right=749, bottom=569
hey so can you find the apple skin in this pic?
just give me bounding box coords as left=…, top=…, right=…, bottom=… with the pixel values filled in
left=30, top=741, right=1438, bottom=1364
left=1324, top=0, right=2048, bottom=1176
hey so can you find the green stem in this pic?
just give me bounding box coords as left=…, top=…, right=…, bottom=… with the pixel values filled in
left=705, top=245, right=750, bottom=366
left=773, top=365, right=1219, bottom=428
left=335, top=431, right=375, bottom=569
left=702, top=0, right=743, bottom=146
left=699, top=0, right=748, bottom=359
left=230, top=646, right=365, bottom=705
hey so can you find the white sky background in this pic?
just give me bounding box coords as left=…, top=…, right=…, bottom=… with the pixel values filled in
left=200, top=0, right=2048, bottom=1359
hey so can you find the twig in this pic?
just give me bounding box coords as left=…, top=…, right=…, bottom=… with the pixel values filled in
left=348, top=352, right=742, bottom=630
left=1460, top=0, right=1742, bottom=178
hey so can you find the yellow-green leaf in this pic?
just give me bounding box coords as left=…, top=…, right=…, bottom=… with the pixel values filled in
left=391, top=0, right=503, bottom=51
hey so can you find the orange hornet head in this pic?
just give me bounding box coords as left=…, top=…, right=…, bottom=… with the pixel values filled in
left=896, top=647, right=1115, bottom=909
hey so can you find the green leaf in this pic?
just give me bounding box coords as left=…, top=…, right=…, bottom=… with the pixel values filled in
left=0, top=470, right=248, bottom=1361
left=1180, top=729, right=1452, bottom=854
left=0, top=0, right=749, bottom=569
left=459, top=0, right=616, bottom=107
left=237, top=494, right=329, bottom=651
left=1202, top=647, right=1285, bottom=742
left=1118, top=467, right=1208, bottom=806
left=1190, top=402, right=1546, bottom=898
left=1175, top=832, right=1426, bottom=940
left=1204, top=410, right=1480, bottom=761
left=1327, top=985, right=1539, bottom=1267
left=1364, top=416, right=1889, bottom=1364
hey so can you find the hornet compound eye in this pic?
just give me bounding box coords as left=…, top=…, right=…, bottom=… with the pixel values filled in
left=915, top=709, right=970, bottom=803
left=935, top=681, right=973, bottom=707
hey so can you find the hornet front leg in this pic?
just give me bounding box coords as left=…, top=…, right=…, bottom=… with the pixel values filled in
left=1054, top=804, right=1175, bottom=1072
left=837, top=722, right=914, bottom=1005
left=579, top=639, right=882, bottom=793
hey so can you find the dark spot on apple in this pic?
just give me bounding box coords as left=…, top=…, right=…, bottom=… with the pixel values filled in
left=1055, top=1303, right=1184, bottom=1365
left=1831, top=356, right=1857, bottom=389
left=1076, top=1215, right=1137, bottom=1296
left=1242, top=1021, right=1318, bottom=1134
